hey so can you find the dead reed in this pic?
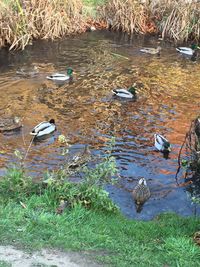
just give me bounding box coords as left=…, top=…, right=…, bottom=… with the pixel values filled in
left=99, top=0, right=156, bottom=35
left=0, top=0, right=84, bottom=50
left=150, top=0, right=200, bottom=42
left=100, top=0, right=200, bottom=42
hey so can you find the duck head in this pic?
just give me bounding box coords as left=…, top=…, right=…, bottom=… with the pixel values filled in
left=49, top=119, right=55, bottom=124
left=163, top=141, right=171, bottom=153
left=138, top=177, right=147, bottom=186
left=128, top=84, right=137, bottom=96
left=191, top=44, right=200, bottom=50
left=67, top=67, right=73, bottom=76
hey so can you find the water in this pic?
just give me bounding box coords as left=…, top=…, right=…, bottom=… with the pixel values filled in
left=0, top=30, right=200, bottom=220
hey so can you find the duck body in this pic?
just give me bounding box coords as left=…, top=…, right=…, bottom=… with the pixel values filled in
left=176, top=47, right=194, bottom=56
left=140, top=46, right=161, bottom=55
left=30, top=119, right=56, bottom=138
left=16, top=66, right=39, bottom=78
left=132, top=178, right=150, bottom=212
left=112, top=85, right=136, bottom=99
left=46, top=73, right=71, bottom=81
left=0, top=116, right=22, bottom=132
left=46, top=67, right=73, bottom=81
left=69, top=145, right=92, bottom=168
left=154, top=134, right=171, bottom=153
left=176, top=44, right=200, bottom=56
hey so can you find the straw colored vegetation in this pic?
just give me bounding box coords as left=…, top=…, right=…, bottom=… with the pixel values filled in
left=0, top=0, right=200, bottom=49
left=0, top=0, right=84, bottom=50
left=100, top=0, right=200, bottom=42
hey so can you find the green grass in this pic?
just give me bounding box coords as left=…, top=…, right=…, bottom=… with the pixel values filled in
left=0, top=159, right=199, bottom=267
left=83, top=0, right=106, bottom=6
left=0, top=196, right=200, bottom=267
left=82, top=0, right=106, bottom=18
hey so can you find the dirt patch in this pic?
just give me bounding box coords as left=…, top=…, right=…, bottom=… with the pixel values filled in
left=0, top=245, right=103, bottom=267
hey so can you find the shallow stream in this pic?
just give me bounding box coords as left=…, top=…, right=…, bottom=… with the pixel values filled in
left=0, top=30, right=200, bottom=220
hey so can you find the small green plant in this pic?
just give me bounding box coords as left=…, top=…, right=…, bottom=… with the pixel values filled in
left=43, top=155, right=118, bottom=213
left=0, top=166, right=35, bottom=199
left=42, top=138, right=119, bottom=213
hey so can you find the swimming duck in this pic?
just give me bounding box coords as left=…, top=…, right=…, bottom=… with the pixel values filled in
left=132, top=178, right=151, bottom=212
left=112, top=84, right=136, bottom=99
left=140, top=46, right=161, bottom=55
left=68, top=145, right=92, bottom=168
left=0, top=116, right=22, bottom=132
left=30, top=119, right=56, bottom=138
left=154, top=134, right=171, bottom=153
left=46, top=67, right=73, bottom=81
left=16, top=66, right=39, bottom=78
left=176, top=44, right=200, bottom=56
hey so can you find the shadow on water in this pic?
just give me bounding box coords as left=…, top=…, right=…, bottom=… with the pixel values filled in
left=0, top=30, right=200, bottom=219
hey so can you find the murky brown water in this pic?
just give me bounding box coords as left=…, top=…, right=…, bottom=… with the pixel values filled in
left=0, top=31, right=200, bottom=220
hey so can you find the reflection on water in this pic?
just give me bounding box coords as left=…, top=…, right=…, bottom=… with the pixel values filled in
left=0, top=30, right=200, bottom=220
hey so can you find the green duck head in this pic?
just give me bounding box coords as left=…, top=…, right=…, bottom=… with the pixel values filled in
left=128, top=83, right=137, bottom=95
left=67, top=67, right=73, bottom=76
left=191, top=44, right=200, bottom=50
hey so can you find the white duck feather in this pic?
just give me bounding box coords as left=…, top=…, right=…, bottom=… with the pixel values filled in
left=30, top=119, right=56, bottom=137
left=154, top=134, right=171, bottom=152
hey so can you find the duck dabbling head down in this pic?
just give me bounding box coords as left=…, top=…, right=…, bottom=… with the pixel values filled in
left=132, top=178, right=151, bottom=213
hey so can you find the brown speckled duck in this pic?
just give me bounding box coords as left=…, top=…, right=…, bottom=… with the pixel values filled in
left=132, top=178, right=150, bottom=212
left=0, top=116, right=22, bottom=132
left=69, top=145, right=92, bottom=168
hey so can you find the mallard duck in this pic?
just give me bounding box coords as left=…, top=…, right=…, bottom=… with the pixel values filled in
left=112, top=84, right=136, bottom=99
left=154, top=134, right=171, bottom=153
left=140, top=46, right=161, bottom=55
left=132, top=178, right=150, bottom=212
left=16, top=66, right=39, bottom=77
left=176, top=44, right=200, bottom=56
left=0, top=116, right=22, bottom=132
left=30, top=119, right=56, bottom=138
left=69, top=145, right=92, bottom=168
left=46, top=67, right=73, bottom=81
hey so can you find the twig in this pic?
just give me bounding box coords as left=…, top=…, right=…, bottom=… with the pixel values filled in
left=23, top=135, right=34, bottom=163
left=175, top=120, right=194, bottom=184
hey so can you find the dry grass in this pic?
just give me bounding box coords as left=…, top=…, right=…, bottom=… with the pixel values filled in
left=100, top=0, right=156, bottom=34
left=150, top=0, right=200, bottom=42
left=1, top=0, right=200, bottom=50
left=0, top=0, right=84, bottom=50
left=100, top=0, right=200, bottom=42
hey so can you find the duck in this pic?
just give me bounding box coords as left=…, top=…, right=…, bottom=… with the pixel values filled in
left=132, top=178, right=151, bottom=212
left=68, top=145, right=92, bottom=168
left=112, top=84, right=136, bottom=99
left=154, top=134, right=171, bottom=153
left=46, top=67, right=73, bottom=81
left=140, top=46, right=161, bottom=55
left=176, top=44, right=200, bottom=56
left=16, top=66, right=39, bottom=78
left=30, top=119, right=56, bottom=138
left=0, top=116, right=22, bottom=132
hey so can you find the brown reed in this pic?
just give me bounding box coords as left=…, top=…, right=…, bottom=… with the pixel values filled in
left=0, top=0, right=84, bottom=50
left=100, top=0, right=200, bottom=43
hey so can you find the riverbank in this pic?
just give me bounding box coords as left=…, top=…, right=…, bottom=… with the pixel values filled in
left=0, top=0, right=200, bottom=50
left=0, top=161, right=200, bottom=266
